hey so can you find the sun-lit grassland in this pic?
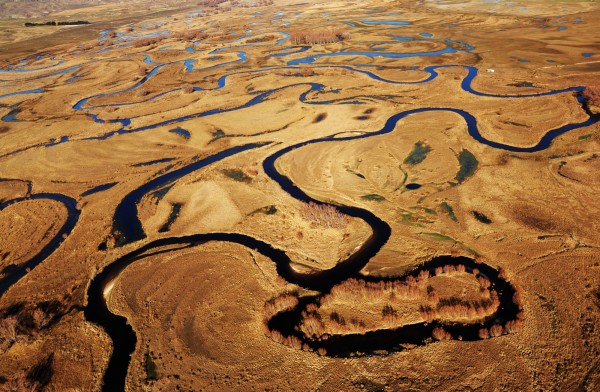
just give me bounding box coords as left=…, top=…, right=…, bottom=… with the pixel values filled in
left=0, top=1, right=204, bottom=58
left=0, top=0, right=599, bottom=390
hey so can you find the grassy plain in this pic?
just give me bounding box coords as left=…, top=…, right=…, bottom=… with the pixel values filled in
left=0, top=0, right=599, bottom=390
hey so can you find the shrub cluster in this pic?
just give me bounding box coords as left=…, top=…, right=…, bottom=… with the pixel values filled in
left=432, top=327, right=452, bottom=341
left=262, top=292, right=299, bottom=321
left=419, top=293, right=500, bottom=323
left=174, top=30, right=208, bottom=41
left=0, top=299, right=70, bottom=352
left=246, top=35, right=279, bottom=43
left=264, top=329, right=303, bottom=350
left=300, top=202, right=348, bottom=229
left=478, top=317, right=524, bottom=339
left=583, top=86, right=600, bottom=110
left=301, top=314, right=325, bottom=337
left=133, top=37, right=165, bottom=48
left=290, top=28, right=350, bottom=45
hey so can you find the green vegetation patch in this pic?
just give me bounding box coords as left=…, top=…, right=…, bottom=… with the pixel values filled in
left=579, top=134, right=592, bottom=140
left=421, top=232, right=457, bottom=243
left=361, top=194, right=386, bottom=202
left=144, top=353, right=158, bottom=381
left=410, top=205, right=436, bottom=215
left=440, top=202, right=458, bottom=222
left=250, top=205, right=278, bottom=215
left=403, top=141, right=431, bottom=165
left=399, top=212, right=424, bottom=226
left=419, top=232, right=480, bottom=256
left=454, top=149, right=478, bottom=183
left=222, top=169, right=252, bottom=183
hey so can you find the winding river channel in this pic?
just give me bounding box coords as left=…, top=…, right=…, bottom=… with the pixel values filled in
left=0, top=193, right=79, bottom=297
left=1, top=16, right=599, bottom=392
left=85, top=85, right=596, bottom=390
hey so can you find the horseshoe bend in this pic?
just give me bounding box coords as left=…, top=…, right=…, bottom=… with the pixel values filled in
left=0, top=0, right=598, bottom=390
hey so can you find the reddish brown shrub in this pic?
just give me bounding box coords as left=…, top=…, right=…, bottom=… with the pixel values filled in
left=498, top=267, right=508, bottom=280
left=246, top=35, right=278, bottom=43
left=422, top=294, right=500, bottom=322
left=301, top=315, right=325, bottom=337
left=420, top=306, right=435, bottom=323
left=300, top=202, right=348, bottom=229
left=290, top=28, right=350, bottom=45
left=504, top=319, right=523, bottom=333
left=136, top=65, right=147, bottom=76
left=266, top=329, right=302, bottom=349
left=477, top=276, right=491, bottom=289
left=263, top=293, right=299, bottom=321
left=0, top=316, right=18, bottom=351
left=287, top=335, right=303, bottom=350
left=133, top=37, right=164, bottom=48
left=428, top=289, right=439, bottom=304
left=480, top=288, right=491, bottom=299
left=443, top=265, right=457, bottom=274
left=0, top=299, right=70, bottom=353
left=489, top=324, right=504, bottom=337
left=478, top=328, right=490, bottom=339
left=175, top=30, right=208, bottom=41
left=300, top=66, right=315, bottom=77
left=432, top=327, right=452, bottom=341
left=583, top=85, right=600, bottom=109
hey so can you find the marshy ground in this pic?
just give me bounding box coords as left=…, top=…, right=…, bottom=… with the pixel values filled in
left=0, top=0, right=599, bottom=390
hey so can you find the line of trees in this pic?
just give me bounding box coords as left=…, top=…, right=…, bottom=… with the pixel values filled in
left=419, top=293, right=500, bottom=323
left=262, top=292, right=299, bottom=322
left=24, top=21, right=90, bottom=27
left=263, top=262, right=524, bottom=351
left=478, top=316, right=524, bottom=339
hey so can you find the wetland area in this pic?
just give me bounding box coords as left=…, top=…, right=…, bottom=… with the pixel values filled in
left=0, top=0, right=599, bottom=390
